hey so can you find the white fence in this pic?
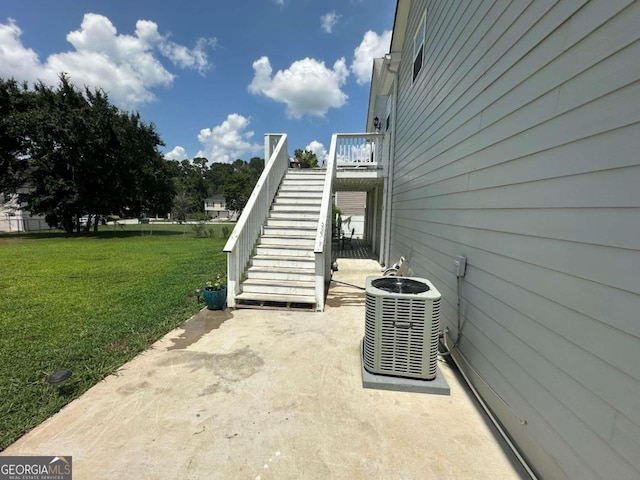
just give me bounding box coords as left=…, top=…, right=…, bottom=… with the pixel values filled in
left=0, top=213, right=49, bottom=232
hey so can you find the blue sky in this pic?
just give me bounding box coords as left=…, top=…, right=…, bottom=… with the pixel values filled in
left=0, top=0, right=395, bottom=164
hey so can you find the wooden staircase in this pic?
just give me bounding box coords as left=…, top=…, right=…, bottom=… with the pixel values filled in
left=234, top=169, right=326, bottom=309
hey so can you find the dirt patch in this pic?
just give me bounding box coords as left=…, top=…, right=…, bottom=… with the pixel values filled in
left=117, top=380, right=151, bottom=395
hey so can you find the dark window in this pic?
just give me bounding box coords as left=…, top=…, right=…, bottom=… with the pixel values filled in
left=413, top=45, right=423, bottom=80
left=413, top=11, right=426, bottom=82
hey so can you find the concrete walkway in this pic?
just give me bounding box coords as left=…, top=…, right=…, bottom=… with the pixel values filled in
left=3, top=260, right=529, bottom=479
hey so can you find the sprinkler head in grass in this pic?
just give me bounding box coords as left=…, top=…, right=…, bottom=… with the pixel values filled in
left=195, top=288, right=202, bottom=302
left=46, top=369, right=73, bottom=388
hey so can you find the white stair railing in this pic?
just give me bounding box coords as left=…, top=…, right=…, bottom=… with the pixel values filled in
left=224, top=134, right=289, bottom=307
left=334, top=133, right=385, bottom=168
left=314, top=134, right=338, bottom=311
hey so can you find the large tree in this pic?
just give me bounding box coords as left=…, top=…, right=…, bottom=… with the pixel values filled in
left=223, top=158, right=264, bottom=215
left=169, top=157, right=210, bottom=214
left=10, top=74, right=174, bottom=233
left=205, top=161, right=234, bottom=197
left=0, top=79, right=30, bottom=193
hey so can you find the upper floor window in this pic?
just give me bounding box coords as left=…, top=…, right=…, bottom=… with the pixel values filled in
left=385, top=95, right=392, bottom=131
left=413, top=10, right=426, bottom=81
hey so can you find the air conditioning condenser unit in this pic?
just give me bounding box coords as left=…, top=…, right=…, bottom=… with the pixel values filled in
left=363, top=276, right=441, bottom=380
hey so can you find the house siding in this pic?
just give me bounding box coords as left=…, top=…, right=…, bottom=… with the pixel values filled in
left=335, top=191, right=366, bottom=217
left=336, top=191, right=367, bottom=238
left=388, top=1, right=640, bottom=479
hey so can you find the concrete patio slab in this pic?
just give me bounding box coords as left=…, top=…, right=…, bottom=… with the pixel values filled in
left=2, top=259, right=529, bottom=479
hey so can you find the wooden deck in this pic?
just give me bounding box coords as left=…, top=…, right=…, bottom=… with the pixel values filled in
left=333, top=238, right=377, bottom=260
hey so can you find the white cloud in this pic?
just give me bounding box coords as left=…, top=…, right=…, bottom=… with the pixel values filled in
left=0, top=15, right=216, bottom=107
left=164, top=146, right=188, bottom=161
left=249, top=56, right=349, bottom=118
left=196, top=114, right=262, bottom=163
left=320, top=11, right=341, bottom=34
left=159, top=37, right=217, bottom=75
left=351, top=30, right=392, bottom=84
left=0, top=19, right=54, bottom=85
left=306, top=140, right=328, bottom=166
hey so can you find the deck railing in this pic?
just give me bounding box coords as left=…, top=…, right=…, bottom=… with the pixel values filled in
left=224, top=134, right=289, bottom=307
left=334, top=133, right=385, bottom=168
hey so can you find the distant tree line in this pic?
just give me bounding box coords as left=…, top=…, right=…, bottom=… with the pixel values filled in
left=0, top=74, right=267, bottom=233
left=166, top=156, right=265, bottom=222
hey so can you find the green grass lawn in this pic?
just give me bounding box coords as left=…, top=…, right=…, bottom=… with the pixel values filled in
left=0, top=224, right=231, bottom=450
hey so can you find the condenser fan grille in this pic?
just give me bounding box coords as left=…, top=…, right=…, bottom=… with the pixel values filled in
left=429, top=298, right=441, bottom=377
left=380, top=298, right=425, bottom=375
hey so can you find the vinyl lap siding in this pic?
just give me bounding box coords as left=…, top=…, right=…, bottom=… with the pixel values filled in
left=389, top=1, right=640, bottom=479
left=335, top=191, right=366, bottom=216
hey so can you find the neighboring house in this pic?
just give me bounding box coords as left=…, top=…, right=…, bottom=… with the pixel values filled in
left=0, top=193, right=47, bottom=232
left=368, top=1, right=640, bottom=479
left=334, top=191, right=365, bottom=238
left=204, top=194, right=232, bottom=219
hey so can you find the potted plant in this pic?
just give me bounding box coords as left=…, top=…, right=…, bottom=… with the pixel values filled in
left=202, top=275, right=227, bottom=310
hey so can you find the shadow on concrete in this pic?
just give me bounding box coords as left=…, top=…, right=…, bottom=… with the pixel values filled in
left=167, top=309, right=234, bottom=350
left=325, top=283, right=366, bottom=308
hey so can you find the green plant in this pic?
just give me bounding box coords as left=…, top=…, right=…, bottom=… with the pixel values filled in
left=332, top=202, right=342, bottom=228
left=331, top=202, right=352, bottom=232
left=205, top=274, right=226, bottom=291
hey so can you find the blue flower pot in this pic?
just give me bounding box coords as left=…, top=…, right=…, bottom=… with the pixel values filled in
left=203, top=287, right=227, bottom=310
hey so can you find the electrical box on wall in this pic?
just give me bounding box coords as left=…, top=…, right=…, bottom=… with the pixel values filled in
left=454, top=256, right=467, bottom=277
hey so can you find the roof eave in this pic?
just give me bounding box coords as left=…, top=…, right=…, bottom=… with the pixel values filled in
left=366, top=0, right=410, bottom=131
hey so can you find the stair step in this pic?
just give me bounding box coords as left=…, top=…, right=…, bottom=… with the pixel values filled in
left=279, top=182, right=324, bottom=188
left=273, top=198, right=322, bottom=207
left=278, top=183, right=324, bottom=194
left=242, top=278, right=315, bottom=296
left=259, top=235, right=316, bottom=247
left=281, top=179, right=325, bottom=186
left=266, top=218, right=318, bottom=228
left=277, top=191, right=323, bottom=199
left=262, top=227, right=317, bottom=237
left=246, top=266, right=315, bottom=281
left=286, top=169, right=326, bottom=176
left=255, top=245, right=314, bottom=257
left=235, top=292, right=316, bottom=308
left=251, top=255, right=315, bottom=269
left=269, top=212, right=319, bottom=220
left=271, top=204, right=320, bottom=212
